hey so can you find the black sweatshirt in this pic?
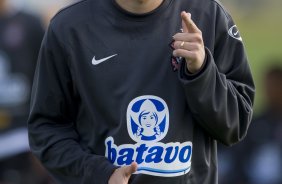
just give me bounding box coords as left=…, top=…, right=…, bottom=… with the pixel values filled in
left=28, top=0, right=255, bottom=183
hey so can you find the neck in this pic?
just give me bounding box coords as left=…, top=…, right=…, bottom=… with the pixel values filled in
left=143, top=128, right=156, bottom=136
left=115, top=0, right=164, bottom=14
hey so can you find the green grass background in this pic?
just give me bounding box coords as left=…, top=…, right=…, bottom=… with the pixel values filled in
left=221, top=0, right=282, bottom=114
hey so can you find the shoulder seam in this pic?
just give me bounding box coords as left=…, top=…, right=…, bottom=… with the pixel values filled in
left=50, top=0, right=88, bottom=22
left=210, top=0, right=231, bottom=20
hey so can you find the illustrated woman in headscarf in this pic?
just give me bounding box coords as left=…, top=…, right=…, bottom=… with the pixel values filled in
left=131, top=99, right=166, bottom=141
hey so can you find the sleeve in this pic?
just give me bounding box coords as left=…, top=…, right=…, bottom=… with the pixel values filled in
left=178, top=6, right=255, bottom=146
left=28, top=16, right=45, bottom=83
left=28, top=23, right=117, bottom=183
left=30, top=17, right=45, bottom=62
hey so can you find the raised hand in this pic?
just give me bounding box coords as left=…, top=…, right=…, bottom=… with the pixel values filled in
left=173, top=11, right=206, bottom=74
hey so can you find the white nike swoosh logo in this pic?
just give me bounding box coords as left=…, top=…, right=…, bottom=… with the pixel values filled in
left=233, top=30, right=239, bottom=36
left=92, top=54, right=118, bottom=65
left=228, top=25, right=242, bottom=41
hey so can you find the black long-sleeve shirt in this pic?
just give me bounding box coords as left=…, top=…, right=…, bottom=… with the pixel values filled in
left=28, top=0, right=255, bottom=183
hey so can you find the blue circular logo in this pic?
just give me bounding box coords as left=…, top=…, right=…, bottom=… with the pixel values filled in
left=127, top=95, right=169, bottom=143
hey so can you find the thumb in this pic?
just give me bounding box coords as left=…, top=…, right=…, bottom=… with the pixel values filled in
left=122, top=162, right=138, bottom=178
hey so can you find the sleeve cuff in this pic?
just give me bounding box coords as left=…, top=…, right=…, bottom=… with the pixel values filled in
left=84, top=156, right=118, bottom=184
left=179, top=47, right=213, bottom=82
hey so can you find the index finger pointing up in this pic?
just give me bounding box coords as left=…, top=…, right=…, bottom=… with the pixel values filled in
left=181, top=11, right=200, bottom=33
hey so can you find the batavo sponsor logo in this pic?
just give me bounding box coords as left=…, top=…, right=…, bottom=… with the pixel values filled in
left=105, top=95, right=192, bottom=177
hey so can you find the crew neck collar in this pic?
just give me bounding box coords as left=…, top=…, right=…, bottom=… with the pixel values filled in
left=109, top=0, right=172, bottom=21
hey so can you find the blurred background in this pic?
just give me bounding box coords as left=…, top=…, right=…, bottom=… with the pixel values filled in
left=0, top=0, right=281, bottom=183
left=218, top=1, right=282, bottom=184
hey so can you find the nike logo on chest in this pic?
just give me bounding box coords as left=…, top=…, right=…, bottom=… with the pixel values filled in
left=92, top=54, right=118, bottom=65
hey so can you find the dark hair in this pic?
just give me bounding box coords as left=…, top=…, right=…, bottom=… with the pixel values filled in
left=138, top=110, right=158, bottom=126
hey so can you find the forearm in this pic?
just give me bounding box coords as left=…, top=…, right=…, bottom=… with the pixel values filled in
left=179, top=48, right=255, bottom=145
left=28, top=116, right=116, bottom=184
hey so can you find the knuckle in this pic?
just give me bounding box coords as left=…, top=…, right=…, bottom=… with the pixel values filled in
left=196, top=34, right=202, bottom=42
left=192, top=33, right=201, bottom=42
left=193, top=43, right=200, bottom=50
left=173, top=33, right=182, bottom=40
left=172, top=41, right=177, bottom=49
left=173, top=50, right=179, bottom=56
left=176, top=41, right=182, bottom=48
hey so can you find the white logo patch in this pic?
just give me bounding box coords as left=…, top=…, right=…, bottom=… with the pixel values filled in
left=127, top=96, right=169, bottom=143
left=228, top=25, right=242, bottom=41
left=105, top=95, right=192, bottom=177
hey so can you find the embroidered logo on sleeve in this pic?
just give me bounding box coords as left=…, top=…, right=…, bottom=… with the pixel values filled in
left=228, top=25, right=242, bottom=41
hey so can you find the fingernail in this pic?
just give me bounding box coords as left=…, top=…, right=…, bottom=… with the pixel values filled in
left=187, top=13, right=191, bottom=19
left=171, top=41, right=175, bottom=49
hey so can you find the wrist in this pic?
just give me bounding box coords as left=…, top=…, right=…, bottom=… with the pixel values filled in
left=185, top=56, right=206, bottom=74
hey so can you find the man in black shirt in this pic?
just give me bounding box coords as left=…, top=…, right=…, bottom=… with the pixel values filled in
left=28, top=0, right=255, bottom=183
